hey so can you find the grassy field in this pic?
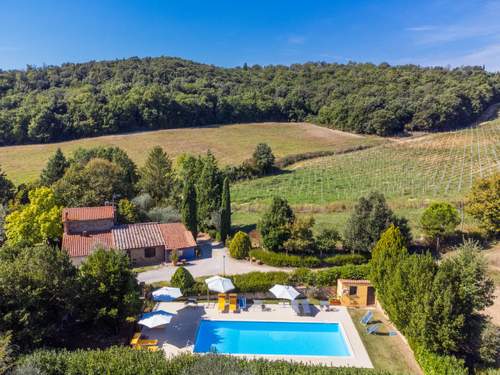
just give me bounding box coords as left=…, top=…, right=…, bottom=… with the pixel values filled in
left=0, top=122, right=383, bottom=184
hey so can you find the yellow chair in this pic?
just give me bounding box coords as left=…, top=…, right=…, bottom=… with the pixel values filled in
left=229, top=293, right=238, bottom=312
left=130, top=332, right=141, bottom=346
left=146, top=346, right=159, bottom=352
left=218, top=294, right=226, bottom=312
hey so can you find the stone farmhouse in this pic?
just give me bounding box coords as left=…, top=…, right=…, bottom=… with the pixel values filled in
left=61, top=206, right=196, bottom=266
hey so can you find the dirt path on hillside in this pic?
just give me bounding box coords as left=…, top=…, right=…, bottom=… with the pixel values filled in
left=484, top=243, right=500, bottom=326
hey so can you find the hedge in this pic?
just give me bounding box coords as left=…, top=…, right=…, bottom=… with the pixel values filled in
left=323, top=254, right=369, bottom=267
left=17, top=349, right=392, bottom=375
left=412, top=344, right=467, bottom=375
left=289, top=264, right=371, bottom=287
left=249, top=249, right=321, bottom=268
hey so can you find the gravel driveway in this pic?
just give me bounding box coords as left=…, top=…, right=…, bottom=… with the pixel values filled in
left=137, top=242, right=288, bottom=284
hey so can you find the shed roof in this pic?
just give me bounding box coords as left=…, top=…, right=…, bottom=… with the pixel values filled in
left=112, top=223, right=165, bottom=250
left=62, top=206, right=115, bottom=222
left=338, top=279, right=372, bottom=286
left=62, top=231, right=114, bottom=257
left=159, top=223, right=196, bottom=250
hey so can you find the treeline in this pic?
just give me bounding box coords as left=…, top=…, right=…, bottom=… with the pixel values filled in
left=0, top=57, right=499, bottom=145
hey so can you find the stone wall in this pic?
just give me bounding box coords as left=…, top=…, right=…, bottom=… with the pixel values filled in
left=129, top=246, right=165, bottom=267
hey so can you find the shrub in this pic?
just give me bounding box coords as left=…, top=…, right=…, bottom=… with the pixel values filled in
left=170, top=267, right=195, bottom=292
left=147, top=206, right=180, bottom=223
left=229, top=231, right=251, bottom=259
left=314, top=264, right=370, bottom=287
left=249, top=249, right=321, bottom=268
left=323, top=254, right=368, bottom=266
left=413, top=344, right=467, bottom=375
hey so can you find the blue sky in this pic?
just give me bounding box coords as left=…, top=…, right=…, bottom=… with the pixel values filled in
left=1, top=0, right=500, bottom=71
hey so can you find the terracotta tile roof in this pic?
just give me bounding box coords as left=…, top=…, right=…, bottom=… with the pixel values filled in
left=112, top=223, right=165, bottom=250
left=338, top=279, right=372, bottom=286
left=62, top=231, right=114, bottom=257
left=159, top=223, right=196, bottom=250
left=62, top=206, right=115, bottom=222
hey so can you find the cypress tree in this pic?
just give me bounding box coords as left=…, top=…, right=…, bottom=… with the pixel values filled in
left=196, top=151, right=222, bottom=229
left=40, top=148, right=69, bottom=186
left=220, top=177, right=231, bottom=242
left=181, top=180, right=198, bottom=239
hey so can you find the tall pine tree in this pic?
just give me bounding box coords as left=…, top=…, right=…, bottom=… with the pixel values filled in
left=40, top=148, right=69, bottom=186
left=181, top=179, right=198, bottom=239
left=220, top=177, right=231, bottom=242
left=139, top=146, right=174, bottom=204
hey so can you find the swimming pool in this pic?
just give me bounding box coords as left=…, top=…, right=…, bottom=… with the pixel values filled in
left=193, top=320, right=351, bottom=357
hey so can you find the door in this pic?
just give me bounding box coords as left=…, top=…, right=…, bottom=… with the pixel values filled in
left=367, top=286, right=376, bottom=305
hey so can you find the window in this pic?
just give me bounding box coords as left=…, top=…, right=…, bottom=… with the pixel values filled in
left=144, top=247, right=156, bottom=258
left=349, top=286, right=358, bottom=296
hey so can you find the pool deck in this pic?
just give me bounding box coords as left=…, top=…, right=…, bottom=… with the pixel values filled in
left=140, top=302, right=373, bottom=368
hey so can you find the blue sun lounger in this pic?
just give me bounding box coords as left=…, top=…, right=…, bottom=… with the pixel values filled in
left=360, top=311, right=373, bottom=325
left=366, top=324, right=381, bottom=335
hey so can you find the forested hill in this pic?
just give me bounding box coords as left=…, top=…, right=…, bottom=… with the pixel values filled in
left=1, top=56, right=499, bottom=145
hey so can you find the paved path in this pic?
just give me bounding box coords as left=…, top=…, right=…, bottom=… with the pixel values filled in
left=137, top=242, right=288, bottom=284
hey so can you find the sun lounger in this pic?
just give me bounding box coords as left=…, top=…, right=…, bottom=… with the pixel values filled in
left=137, top=339, right=158, bottom=346
left=238, top=296, right=247, bottom=311
left=253, top=299, right=263, bottom=309
left=146, top=346, right=159, bottom=352
left=184, top=297, right=197, bottom=305
left=218, top=294, right=226, bottom=312
left=319, top=300, right=329, bottom=310
left=229, top=293, right=238, bottom=312
left=366, top=324, right=380, bottom=335
left=360, top=311, right=373, bottom=325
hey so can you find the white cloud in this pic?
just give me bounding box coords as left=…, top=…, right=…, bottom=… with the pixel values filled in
left=405, top=26, right=436, bottom=32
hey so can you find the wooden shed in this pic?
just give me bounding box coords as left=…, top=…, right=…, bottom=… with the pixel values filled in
left=337, top=279, right=376, bottom=307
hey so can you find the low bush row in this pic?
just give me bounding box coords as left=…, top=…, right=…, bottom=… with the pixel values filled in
left=180, top=264, right=370, bottom=296
left=412, top=344, right=467, bottom=375
left=322, top=253, right=369, bottom=266
left=249, top=249, right=321, bottom=268
left=17, top=348, right=393, bottom=375
left=274, top=146, right=371, bottom=168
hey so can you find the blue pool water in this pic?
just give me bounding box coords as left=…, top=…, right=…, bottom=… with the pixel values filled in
left=193, top=320, right=351, bottom=356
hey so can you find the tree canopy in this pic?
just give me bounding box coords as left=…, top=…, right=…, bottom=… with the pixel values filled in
left=466, top=173, right=500, bottom=236
left=0, top=57, right=498, bottom=145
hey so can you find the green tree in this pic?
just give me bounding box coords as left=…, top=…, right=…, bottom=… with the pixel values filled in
left=170, top=266, right=195, bottom=292
left=54, top=158, right=127, bottom=207
left=229, top=231, right=251, bottom=259
left=181, top=180, right=198, bottom=239
left=139, top=146, right=175, bottom=204
left=78, top=248, right=141, bottom=330
left=117, top=199, right=139, bottom=224
left=0, top=332, right=14, bottom=374
left=220, top=177, right=231, bottom=242
left=315, top=228, right=341, bottom=257
left=4, top=187, right=62, bottom=247
left=258, top=197, right=295, bottom=251
left=283, top=216, right=316, bottom=255
left=0, top=244, right=78, bottom=350
left=466, top=173, right=499, bottom=236
left=252, top=143, right=275, bottom=175
left=420, top=202, right=460, bottom=251
left=196, top=151, right=222, bottom=229
left=344, top=192, right=411, bottom=253
left=424, top=240, right=494, bottom=357
left=0, top=167, right=14, bottom=206
left=40, top=148, right=69, bottom=186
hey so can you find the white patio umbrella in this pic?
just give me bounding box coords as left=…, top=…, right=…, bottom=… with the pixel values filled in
left=205, top=275, right=235, bottom=305
left=269, top=284, right=300, bottom=301
left=205, top=275, right=235, bottom=293
left=138, top=310, right=176, bottom=329
left=152, top=287, right=183, bottom=302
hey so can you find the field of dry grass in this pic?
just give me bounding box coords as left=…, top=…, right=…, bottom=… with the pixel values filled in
left=0, top=122, right=383, bottom=184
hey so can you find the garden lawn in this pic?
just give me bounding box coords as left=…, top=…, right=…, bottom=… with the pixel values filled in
left=349, top=309, right=423, bottom=375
